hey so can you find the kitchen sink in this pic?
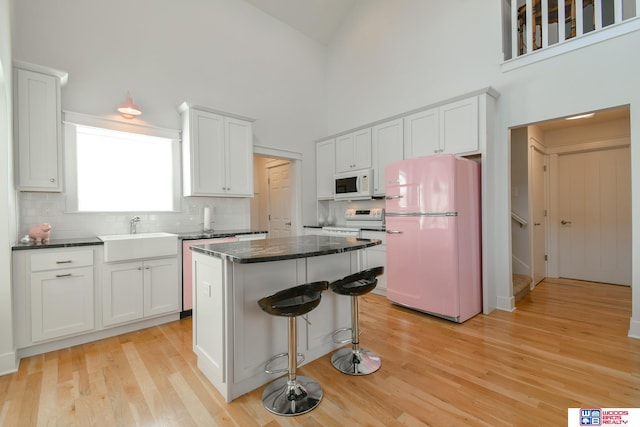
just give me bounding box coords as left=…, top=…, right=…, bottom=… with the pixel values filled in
left=98, top=232, right=178, bottom=262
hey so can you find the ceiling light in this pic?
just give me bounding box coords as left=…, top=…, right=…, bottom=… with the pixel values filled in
left=565, top=113, right=595, bottom=121
left=117, top=91, right=142, bottom=119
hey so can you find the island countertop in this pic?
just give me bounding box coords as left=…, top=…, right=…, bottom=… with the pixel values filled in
left=190, top=235, right=381, bottom=264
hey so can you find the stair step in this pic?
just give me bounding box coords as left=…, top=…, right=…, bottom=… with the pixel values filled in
left=513, top=274, right=532, bottom=302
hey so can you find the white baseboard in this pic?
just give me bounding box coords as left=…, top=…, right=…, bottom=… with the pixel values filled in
left=0, top=350, right=18, bottom=376
left=628, top=318, right=640, bottom=339
left=496, top=295, right=516, bottom=312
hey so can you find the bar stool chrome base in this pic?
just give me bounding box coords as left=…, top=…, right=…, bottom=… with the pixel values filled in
left=261, top=375, right=323, bottom=416
left=331, top=347, right=381, bottom=375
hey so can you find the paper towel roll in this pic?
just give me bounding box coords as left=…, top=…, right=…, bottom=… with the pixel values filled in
left=203, top=207, right=211, bottom=231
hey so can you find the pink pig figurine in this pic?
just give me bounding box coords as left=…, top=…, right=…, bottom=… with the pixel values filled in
left=29, top=223, right=52, bottom=245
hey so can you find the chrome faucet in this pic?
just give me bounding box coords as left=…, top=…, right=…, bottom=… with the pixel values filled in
left=129, top=216, right=141, bottom=234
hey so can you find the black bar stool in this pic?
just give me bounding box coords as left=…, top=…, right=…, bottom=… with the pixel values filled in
left=329, top=266, right=384, bottom=375
left=257, top=281, right=329, bottom=416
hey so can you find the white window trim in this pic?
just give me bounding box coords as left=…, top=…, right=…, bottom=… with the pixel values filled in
left=502, top=16, right=640, bottom=72
left=63, top=111, right=182, bottom=213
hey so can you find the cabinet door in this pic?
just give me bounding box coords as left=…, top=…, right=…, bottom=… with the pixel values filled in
left=335, top=133, right=354, bottom=173
left=440, top=96, right=479, bottom=155
left=316, top=139, right=335, bottom=199
left=372, top=119, right=403, bottom=195
left=224, top=117, right=253, bottom=196
left=31, top=266, right=94, bottom=342
left=404, top=107, right=439, bottom=159
left=335, top=129, right=372, bottom=172
left=14, top=68, right=62, bottom=191
left=187, top=109, right=226, bottom=196
left=102, top=261, right=144, bottom=326
left=352, top=128, right=372, bottom=170
left=144, top=257, right=180, bottom=317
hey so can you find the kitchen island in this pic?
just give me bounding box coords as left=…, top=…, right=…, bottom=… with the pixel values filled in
left=190, top=235, right=381, bottom=402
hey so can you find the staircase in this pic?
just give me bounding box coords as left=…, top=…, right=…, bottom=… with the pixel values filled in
left=513, top=274, right=532, bottom=302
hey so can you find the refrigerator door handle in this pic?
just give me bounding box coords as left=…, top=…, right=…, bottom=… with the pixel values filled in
left=385, top=195, right=403, bottom=200
left=386, top=230, right=403, bottom=234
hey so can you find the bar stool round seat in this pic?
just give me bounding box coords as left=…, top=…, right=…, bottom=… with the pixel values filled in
left=329, top=266, right=384, bottom=375
left=257, top=281, right=328, bottom=416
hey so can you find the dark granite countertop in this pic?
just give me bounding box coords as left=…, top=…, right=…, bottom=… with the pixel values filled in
left=12, top=229, right=269, bottom=251
left=180, top=229, right=268, bottom=240
left=12, top=236, right=104, bottom=251
left=190, top=235, right=381, bottom=264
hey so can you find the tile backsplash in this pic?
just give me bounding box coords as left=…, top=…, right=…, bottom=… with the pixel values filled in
left=18, top=192, right=251, bottom=240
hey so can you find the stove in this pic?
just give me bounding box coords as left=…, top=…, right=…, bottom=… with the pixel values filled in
left=321, top=208, right=384, bottom=237
left=344, top=208, right=384, bottom=228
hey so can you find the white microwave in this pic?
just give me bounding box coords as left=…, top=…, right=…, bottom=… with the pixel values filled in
left=334, top=169, right=374, bottom=200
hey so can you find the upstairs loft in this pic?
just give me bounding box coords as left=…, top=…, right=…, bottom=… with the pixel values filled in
left=502, top=0, right=639, bottom=69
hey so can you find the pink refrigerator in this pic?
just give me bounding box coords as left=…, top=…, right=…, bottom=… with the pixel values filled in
left=385, top=154, right=481, bottom=323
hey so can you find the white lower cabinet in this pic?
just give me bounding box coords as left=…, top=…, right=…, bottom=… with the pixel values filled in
left=30, top=264, right=94, bottom=342
left=103, top=256, right=179, bottom=327
left=362, top=231, right=387, bottom=295
left=13, top=247, right=95, bottom=347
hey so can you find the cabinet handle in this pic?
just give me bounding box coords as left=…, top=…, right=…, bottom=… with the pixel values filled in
left=386, top=230, right=403, bottom=234
left=137, top=267, right=143, bottom=270
left=55, top=273, right=72, bottom=278
left=56, top=260, right=73, bottom=264
left=285, top=222, right=292, bottom=226
left=385, top=195, right=403, bottom=200
left=50, top=178, right=56, bottom=183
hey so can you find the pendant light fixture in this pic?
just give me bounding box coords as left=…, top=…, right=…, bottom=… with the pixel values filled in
left=117, top=91, right=142, bottom=119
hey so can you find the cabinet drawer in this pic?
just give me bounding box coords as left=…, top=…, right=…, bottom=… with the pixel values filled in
left=31, top=250, right=94, bottom=272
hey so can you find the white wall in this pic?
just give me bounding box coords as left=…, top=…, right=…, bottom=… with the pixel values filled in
left=0, top=0, right=17, bottom=374
left=327, top=0, right=500, bottom=134
left=11, top=0, right=329, bottom=228
left=510, top=127, right=529, bottom=276
left=326, top=0, right=640, bottom=335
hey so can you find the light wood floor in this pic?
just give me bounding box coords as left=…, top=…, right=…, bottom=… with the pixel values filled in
left=1, top=278, right=638, bottom=426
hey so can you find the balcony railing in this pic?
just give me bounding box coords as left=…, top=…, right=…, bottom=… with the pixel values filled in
left=511, top=0, right=638, bottom=58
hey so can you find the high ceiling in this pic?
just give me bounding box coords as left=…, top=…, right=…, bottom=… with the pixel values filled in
left=243, top=0, right=356, bottom=44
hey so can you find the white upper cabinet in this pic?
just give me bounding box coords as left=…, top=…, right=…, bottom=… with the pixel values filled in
left=404, top=96, right=480, bottom=158
left=180, top=102, right=254, bottom=197
left=439, top=96, right=479, bottom=155
left=371, top=119, right=403, bottom=195
left=404, top=107, right=439, bottom=159
left=335, top=128, right=372, bottom=173
left=13, top=62, right=68, bottom=192
left=316, top=139, right=335, bottom=200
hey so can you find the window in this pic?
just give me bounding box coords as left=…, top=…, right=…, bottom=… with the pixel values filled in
left=64, top=113, right=181, bottom=212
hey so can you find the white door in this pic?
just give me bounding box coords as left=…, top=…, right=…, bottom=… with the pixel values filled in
left=268, top=162, right=292, bottom=238
left=558, top=147, right=631, bottom=285
left=531, top=147, right=547, bottom=285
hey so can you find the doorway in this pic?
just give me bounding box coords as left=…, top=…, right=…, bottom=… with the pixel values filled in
left=510, top=106, right=632, bottom=302
left=252, top=149, right=302, bottom=237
